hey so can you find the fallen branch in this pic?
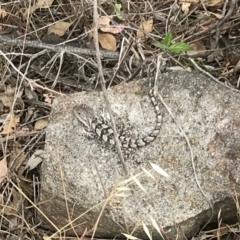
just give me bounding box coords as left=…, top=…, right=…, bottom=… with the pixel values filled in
left=0, top=34, right=120, bottom=59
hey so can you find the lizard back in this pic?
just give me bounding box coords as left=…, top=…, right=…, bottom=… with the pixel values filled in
left=73, top=80, right=162, bottom=150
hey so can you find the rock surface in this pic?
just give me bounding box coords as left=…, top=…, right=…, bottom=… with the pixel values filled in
left=40, top=71, right=240, bottom=238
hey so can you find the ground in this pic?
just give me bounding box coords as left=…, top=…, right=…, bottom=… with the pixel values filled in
left=0, top=0, right=240, bottom=239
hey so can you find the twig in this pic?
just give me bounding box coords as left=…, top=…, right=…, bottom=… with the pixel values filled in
left=0, top=34, right=153, bottom=67
left=3, top=49, right=48, bottom=83
left=189, top=58, right=240, bottom=94
left=183, top=0, right=237, bottom=43
left=92, top=1, right=128, bottom=175
left=0, top=131, right=42, bottom=143
left=0, top=34, right=120, bottom=60
left=213, top=0, right=237, bottom=50
left=107, top=38, right=134, bottom=88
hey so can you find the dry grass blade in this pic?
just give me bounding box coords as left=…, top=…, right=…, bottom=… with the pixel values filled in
left=116, top=186, right=132, bottom=191
left=0, top=157, right=7, bottom=184
left=121, top=233, right=140, bottom=240
left=150, top=162, right=170, bottom=179
left=142, top=222, right=152, bottom=240
left=120, top=172, right=142, bottom=185
left=114, top=192, right=131, bottom=197
left=149, top=215, right=165, bottom=239
left=0, top=0, right=240, bottom=238
left=132, top=176, right=147, bottom=193
left=141, top=166, right=155, bottom=180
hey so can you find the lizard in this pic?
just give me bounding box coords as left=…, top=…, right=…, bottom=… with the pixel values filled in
left=73, top=80, right=162, bottom=156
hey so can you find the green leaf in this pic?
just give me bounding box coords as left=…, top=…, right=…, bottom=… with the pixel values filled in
left=168, top=42, right=193, bottom=53
left=115, top=3, right=124, bottom=20
left=162, top=32, right=172, bottom=47
left=153, top=41, right=168, bottom=50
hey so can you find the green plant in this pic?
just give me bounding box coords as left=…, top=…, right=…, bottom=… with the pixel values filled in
left=114, top=3, right=124, bottom=20
left=153, top=32, right=192, bottom=53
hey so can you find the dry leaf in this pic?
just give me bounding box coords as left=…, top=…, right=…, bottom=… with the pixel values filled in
left=98, top=33, right=116, bottom=51
left=0, top=8, right=8, bottom=18
left=153, top=12, right=167, bottom=21
left=25, top=150, right=45, bottom=171
left=1, top=113, right=19, bottom=134
left=0, top=158, right=7, bottom=184
left=181, top=2, right=191, bottom=15
left=35, top=0, right=54, bottom=8
left=3, top=188, right=21, bottom=216
left=187, top=41, right=206, bottom=56
left=98, top=16, right=124, bottom=34
left=210, top=12, right=223, bottom=19
left=34, top=118, right=48, bottom=130
left=98, top=16, right=111, bottom=25
left=101, top=24, right=125, bottom=34
left=48, top=21, right=72, bottom=36
left=136, top=19, right=153, bottom=40
left=43, top=93, right=52, bottom=104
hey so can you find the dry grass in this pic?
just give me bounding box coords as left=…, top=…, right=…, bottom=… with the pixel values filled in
left=0, top=0, right=240, bottom=239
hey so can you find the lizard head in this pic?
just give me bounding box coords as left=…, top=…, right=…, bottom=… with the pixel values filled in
left=73, top=104, right=95, bottom=128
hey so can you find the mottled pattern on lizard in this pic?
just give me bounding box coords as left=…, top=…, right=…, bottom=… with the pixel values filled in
left=73, top=81, right=162, bottom=152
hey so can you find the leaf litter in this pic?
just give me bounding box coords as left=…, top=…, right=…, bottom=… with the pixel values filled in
left=0, top=0, right=240, bottom=239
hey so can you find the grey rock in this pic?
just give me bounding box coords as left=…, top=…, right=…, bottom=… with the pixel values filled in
left=40, top=71, right=240, bottom=238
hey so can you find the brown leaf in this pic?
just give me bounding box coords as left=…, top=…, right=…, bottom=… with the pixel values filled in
left=181, top=2, right=191, bottom=15
left=136, top=19, right=153, bottom=40
left=98, top=16, right=111, bottom=25
left=34, top=118, right=48, bottom=130
left=48, top=21, right=72, bottom=36
left=43, top=93, right=52, bottom=104
left=1, top=113, right=19, bottom=134
left=0, top=8, right=8, bottom=18
left=98, top=16, right=124, bottom=34
left=210, top=12, right=223, bottom=19
left=35, top=0, right=54, bottom=8
left=187, top=41, right=206, bottom=56
left=3, top=188, right=21, bottom=216
left=101, top=24, right=125, bottom=34
left=98, top=33, right=117, bottom=51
